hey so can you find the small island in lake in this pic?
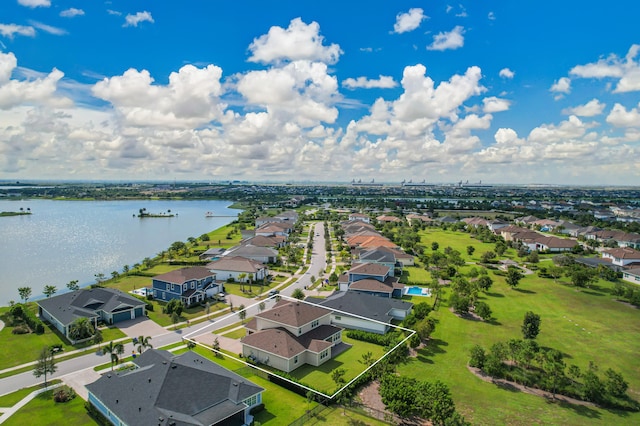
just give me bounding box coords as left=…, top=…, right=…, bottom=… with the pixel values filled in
left=1, top=208, right=32, bottom=217
left=136, top=207, right=176, bottom=218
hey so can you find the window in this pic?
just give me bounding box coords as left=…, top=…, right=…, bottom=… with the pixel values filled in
left=243, top=394, right=258, bottom=407
left=320, top=350, right=328, bottom=359
left=166, top=283, right=170, bottom=290
left=162, top=292, right=166, bottom=299
left=334, top=315, right=341, bottom=320
left=311, top=320, right=319, bottom=328
left=191, top=282, right=195, bottom=289
left=294, top=355, right=299, bottom=364
left=183, top=284, right=187, bottom=292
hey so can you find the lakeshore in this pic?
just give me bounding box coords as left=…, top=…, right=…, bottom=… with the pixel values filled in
left=0, top=199, right=240, bottom=306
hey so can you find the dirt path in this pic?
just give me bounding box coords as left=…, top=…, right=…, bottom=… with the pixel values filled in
left=467, top=366, right=596, bottom=407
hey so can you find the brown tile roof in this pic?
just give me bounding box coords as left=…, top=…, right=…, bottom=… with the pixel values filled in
left=604, top=247, right=640, bottom=259
left=241, top=326, right=337, bottom=359
left=241, top=235, right=286, bottom=247
left=349, top=262, right=390, bottom=277
left=256, top=301, right=331, bottom=328
left=153, top=266, right=214, bottom=284
left=531, top=236, right=577, bottom=248
left=349, top=276, right=402, bottom=294
left=376, top=215, right=402, bottom=222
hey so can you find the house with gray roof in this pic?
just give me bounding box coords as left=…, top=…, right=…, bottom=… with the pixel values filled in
left=86, top=349, right=264, bottom=426
left=206, top=256, right=269, bottom=282
left=38, top=288, right=146, bottom=341
left=223, top=244, right=278, bottom=264
left=306, top=292, right=412, bottom=334
left=339, top=262, right=404, bottom=298
left=241, top=301, right=342, bottom=373
left=152, top=266, right=220, bottom=306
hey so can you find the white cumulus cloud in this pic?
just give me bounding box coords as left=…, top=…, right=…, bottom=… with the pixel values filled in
left=123, top=11, right=154, bottom=28
left=60, top=8, right=85, bottom=18
left=570, top=45, right=640, bottom=93
left=562, top=99, right=605, bottom=117
left=248, top=18, right=342, bottom=65
left=499, top=68, right=514, bottom=79
left=393, top=8, right=427, bottom=34
left=606, top=103, right=640, bottom=127
left=550, top=77, right=571, bottom=94
left=0, top=24, right=36, bottom=39
left=482, top=96, right=510, bottom=113
left=427, top=26, right=465, bottom=51
left=342, top=75, right=397, bottom=90
left=17, top=0, right=50, bottom=8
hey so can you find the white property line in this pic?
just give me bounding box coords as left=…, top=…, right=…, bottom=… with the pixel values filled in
left=183, top=294, right=416, bottom=400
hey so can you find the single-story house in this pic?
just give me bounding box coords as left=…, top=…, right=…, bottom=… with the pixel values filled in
left=152, top=266, right=220, bottom=305
left=223, top=244, right=278, bottom=264
left=206, top=256, right=269, bottom=282
left=199, top=247, right=226, bottom=261
left=38, top=288, right=146, bottom=340
left=241, top=235, right=287, bottom=248
left=307, top=292, right=413, bottom=334
left=622, top=268, right=640, bottom=285
left=242, top=301, right=342, bottom=373
left=86, top=349, right=264, bottom=426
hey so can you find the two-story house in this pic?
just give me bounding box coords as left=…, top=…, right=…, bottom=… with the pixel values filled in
left=152, top=266, right=220, bottom=306
left=338, top=263, right=404, bottom=298
left=241, top=301, right=342, bottom=373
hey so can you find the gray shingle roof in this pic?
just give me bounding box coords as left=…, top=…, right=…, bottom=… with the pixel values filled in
left=37, top=288, right=145, bottom=327
left=307, top=292, right=412, bottom=323
left=153, top=266, right=214, bottom=284
left=86, top=349, right=263, bottom=426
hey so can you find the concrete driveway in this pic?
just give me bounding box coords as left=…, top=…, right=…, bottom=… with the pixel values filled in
left=116, top=316, right=167, bottom=339
left=61, top=368, right=102, bottom=400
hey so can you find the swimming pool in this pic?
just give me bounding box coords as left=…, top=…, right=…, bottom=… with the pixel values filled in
left=404, top=286, right=431, bottom=297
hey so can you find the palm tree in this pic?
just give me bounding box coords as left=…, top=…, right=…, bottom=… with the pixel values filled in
left=43, top=285, right=57, bottom=298
left=68, top=317, right=95, bottom=341
left=136, top=335, right=153, bottom=354
left=104, top=341, right=125, bottom=371
left=238, top=273, right=247, bottom=292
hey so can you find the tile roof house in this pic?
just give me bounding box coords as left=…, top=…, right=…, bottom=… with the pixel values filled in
left=521, top=235, right=578, bottom=253
left=241, top=235, right=287, bottom=248
left=602, top=247, right=640, bottom=267
left=622, top=268, right=640, bottom=285
left=152, top=266, right=220, bottom=306
left=254, top=222, right=293, bottom=237
left=348, top=212, right=370, bottom=223
left=241, top=301, right=342, bottom=373
left=206, top=256, right=269, bottom=282
left=86, top=349, right=264, bottom=426
left=346, top=235, right=398, bottom=250
left=376, top=215, right=402, bottom=223
left=307, top=292, right=413, bottom=334
left=38, top=288, right=146, bottom=341
left=339, top=262, right=404, bottom=298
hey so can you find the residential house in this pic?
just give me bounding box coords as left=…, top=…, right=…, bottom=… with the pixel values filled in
left=340, top=262, right=404, bottom=298
left=86, top=349, right=264, bottom=426
left=207, top=256, right=268, bottom=282
left=602, top=247, right=640, bottom=267
left=514, top=215, right=540, bottom=227
left=241, top=235, right=287, bottom=248
left=375, top=215, right=402, bottom=223
left=346, top=235, right=398, bottom=250
left=242, top=301, right=343, bottom=373
left=223, top=244, right=278, bottom=264
left=152, top=266, right=219, bottom=305
left=355, top=247, right=398, bottom=276
left=307, top=292, right=413, bottom=334
left=199, top=247, right=226, bottom=261
left=622, top=268, right=640, bottom=285
left=254, top=222, right=293, bottom=237
left=521, top=235, right=578, bottom=253
left=38, top=288, right=146, bottom=341
left=255, top=216, right=285, bottom=227
left=348, top=212, right=370, bottom=223
left=406, top=213, right=433, bottom=225
left=274, top=210, right=299, bottom=222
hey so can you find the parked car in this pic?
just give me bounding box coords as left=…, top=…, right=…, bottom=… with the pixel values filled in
left=268, top=289, right=279, bottom=296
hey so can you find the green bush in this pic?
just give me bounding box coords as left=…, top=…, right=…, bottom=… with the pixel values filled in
left=346, top=330, right=400, bottom=346
left=53, top=385, right=76, bottom=403
left=12, top=324, right=29, bottom=334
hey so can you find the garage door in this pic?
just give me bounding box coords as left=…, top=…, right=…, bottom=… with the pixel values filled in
left=112, top=310, right=132, bottom=323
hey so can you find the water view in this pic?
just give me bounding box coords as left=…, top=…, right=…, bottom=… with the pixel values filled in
left=0, top=199, right=239, bottom=306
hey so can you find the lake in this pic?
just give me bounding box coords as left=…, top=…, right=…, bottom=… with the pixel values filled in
left=0, top=199, right=239, bottom=306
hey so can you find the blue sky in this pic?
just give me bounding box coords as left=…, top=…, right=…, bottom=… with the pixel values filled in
left=1, top=1, right=639, bottom=185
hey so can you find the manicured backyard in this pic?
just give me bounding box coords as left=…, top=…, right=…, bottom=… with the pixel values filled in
left=2, top=389, right=95, bottom=426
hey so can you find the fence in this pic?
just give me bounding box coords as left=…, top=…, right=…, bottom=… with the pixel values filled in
left=287, top=404, right=330, bottom=426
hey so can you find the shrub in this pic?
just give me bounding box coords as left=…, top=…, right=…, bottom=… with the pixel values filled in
left=53, top=385, right=76, bottom=403
left=145, top=302, right=154, bottom=312
left=346, top=330, right=400, bottom=346
left=12, top=324, right=29, bottom=334
left=85, top=401, right=111, bottom=426
left=249, top=403, right=265, bottom=415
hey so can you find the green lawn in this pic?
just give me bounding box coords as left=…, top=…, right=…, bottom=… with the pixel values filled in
left=397, top=273, right=640, bottom=425
left=419, top=228, right=502, bottom=263
left=0, top=306, right=123, bottom=371
left=2, top=389, right=96, bottom=426
left=288, top=336, right=387, bottom=395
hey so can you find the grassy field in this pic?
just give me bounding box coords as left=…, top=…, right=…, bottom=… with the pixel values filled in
left=0, top=306, right=125, bottom=371
left=3, top=389, right=96, bottom=426
left=289, top=335, right=387, bottom=395
left=397, top=259, right=640, bottom=425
